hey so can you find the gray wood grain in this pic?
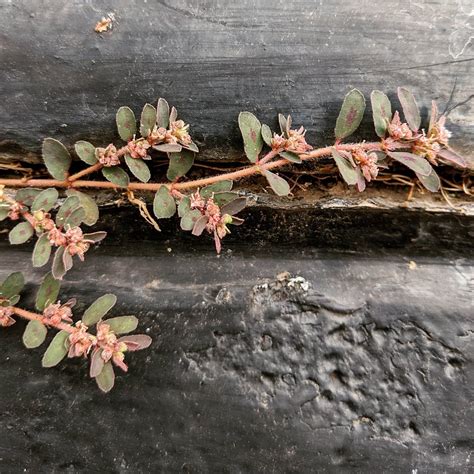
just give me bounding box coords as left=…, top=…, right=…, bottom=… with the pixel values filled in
left=0, top=0, right=472, bottom=159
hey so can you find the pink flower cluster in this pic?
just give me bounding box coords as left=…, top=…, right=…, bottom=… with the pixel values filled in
left=96, top=144, right=120, bottom=167
left=48, top=226, right=93, bottom=261
left=148, top=120, right=192, bottom=147
left=95, top=322, right=129, bottom=372
left=353, top=149, right=379, bottom=182
left=271, top=126, right=312, bottom=154
left=0, top=306, right=15, bottom=327
left=128, top=138, right=151, bottom=159
left=43, top=300, right=75, bottom=325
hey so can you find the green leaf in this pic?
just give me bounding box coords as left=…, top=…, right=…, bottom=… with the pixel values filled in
left=332, top=149, right=358, bottom=185
left=417, top=169, right=441, bottom=192
left=140, top=103, right=157, bottom=137
left=102, top=167, right=130, bottom=187
left=7, top=295, right=20, bottom=306
left=56, top=196, right=81, bottom=227
left=0, top=272, right=24, bottom=299
left=169, top=106, right=177, bottom=123
left=65, top=190, right=99, bottom=226
left=278, top=114, right=288, bottom=136
left=279, top=151, right=301, bottom=163
left=221, top=197, right=247, bottom=216
left=180, top=209, right=202, bottom=231
left=371, top=90, right=392, bottom=138
left=52, top=247, right=66, bottom=280
left=74, top=141, right=98, bottom=165
left=36, top=272, right=61, bottom=311
left=32, top=233, right=52, bottom=268
left=201, top=180, right=233, bottom=199
left=397, top=87, right=421, bottom=131
left=31, top=188, right=59, bottom=212
left=82, top=294, right=117, bottom=326
left=334, top=89, right=366, bottom=140
left=116, top=106, right=137, bottom=141
left=153, top=143, right=182, bottom=153
left=83, top=231, right=107, bottom=243
left=177, top=196, right=191, bottom=217
left=124, top=155, right=151, bottom=183
left=167, top=150, right=194, bottom=181
left=156, top=98, right=170, bottom=129
left=42, top=330, right=70, bottom=368
left=387, top=152, right=432, bottom=176
left=261, top=124, right=273, bottom=146
left=9, top=222, right=34, bottom=245
left=42, top=138, right=72, bottom=180
left=213, top=192, right=239, bottom=207
left=105, top=315, right=138, bottom=335
left=263, top=170, right=290, bottom=196
left=153, top=187, right=176, bottom=219
left=0, top=205, right=9, bottom=221
left=23, top=320, right=47, bottom=349
left=63, top=207, right=86, bottom=228
left=95, top=361, right=115, bottom=393
left=238, top=112, right=263, bottom=163
left=15, top=188, right=42, bottom=206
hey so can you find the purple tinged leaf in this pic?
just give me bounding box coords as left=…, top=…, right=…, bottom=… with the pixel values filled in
left=261, top=124, right=273, bottom=146
left=192, top=215, right=209, bottom=236
left=22, top=320, right=47, bottom=349
left=397, top=87, right=421, bottom=131
left=182, top=142, right=199, bottom=153
left=56, top=196, right=81, bottom=227
left=32, top=233, right=52, bottom=268
left=74, top=141, right=98, bottom=165
left=278, top=114, right=288, bottom=137
left=387, top=151, right=432, bottom=176
left=9, top=222, right=34, bottom=245
left=167, top=150, right=194, bottom=181
left=437, top=148, right=467, bottom=168
left=331, top=149, right=358, bottom=185
left=153, top=187, right=176, bottom=219
left=125, top=155, right=151, bottom=183
left=0, top=272, right=24, bottom=299
left=52, top=247, right=66, bottom=280
left=370, top=90, right=392, bottom=138
left=102, top=167, right=130, bottom=187
left=42, top=138, right=72, bottom=180
left=153, top=143, right=183, bottom=153
left=116, top=106, right=137, bottom=141
left=62, top=250, right=73, bottom=272
left=31, top=188, right=59, bottom=212
left=118, top=334, right=152, bottom=351
left=42, top=330, right=70, bottom=368
left=90, top=349, right=105, bottom=378
left=63, top=207, right=86, bottom=228
left=263, top=170, right=290, bottom=196
left=14, top=188, right=42, bottom=206
left=156, top=98, right=170, bottom=129
left=95, top=361, right=115, bottom=393
left=169, top=106, right=178, bottom=123
left=221, top=197, right=247, bottom=216
left=180, top=209, right=202, bottom=231
left=65, top=190, right=100, bottom=226
left=334, top=89, right=366, bottom=140
left=238, top=112, right=263, bottom=163
left=428, top=100, right=439, bottom=134
left=416, top=169, right=441, bottom=192
left=35, top=272, right=60, bottom=312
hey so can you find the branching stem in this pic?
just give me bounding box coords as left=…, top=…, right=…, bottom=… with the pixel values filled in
left=11, top=307, right=75, bottom=333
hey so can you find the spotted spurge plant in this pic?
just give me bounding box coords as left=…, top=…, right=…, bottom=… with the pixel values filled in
left=0, top=89, right=470, bottom=392
left=0, top=271, right=151, bottom=392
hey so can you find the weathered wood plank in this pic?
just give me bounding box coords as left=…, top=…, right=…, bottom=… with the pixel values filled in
left=1, top=0, right=473, bottom=159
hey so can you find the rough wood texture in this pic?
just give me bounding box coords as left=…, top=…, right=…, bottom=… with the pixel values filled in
left=1, top=0, right=473, bottom=159
left=0, top=243, right=473, bottom=472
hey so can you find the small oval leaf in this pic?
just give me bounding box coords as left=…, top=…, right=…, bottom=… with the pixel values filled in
left=156, top=98, right=170, bottom=129
left=95, top=361, right=115, bottom=393
left=31, top=188, right=59, bottom=212
left=90, top=349, right=105, bottom=378
left=387, top=151, right=432, bottom=176
left=15, top=188, right=42, bottom=206
left=125, top=155, right=151, bottom=183
left=437, top=148, right=467, bottom=168
left=0, top=272, right=24, bottom=299
left=167, top=150, right=194, bottom=181
left=42, top=330, right=70, bottom=368
left=116, top=106, right=137, bottom=141
left=42, top=138, right=72, bottom=180
left=118, top=334, right=152, bottom=351
left=417, top=169, right=441, bottom=192
left=263, top=169, right=290, bottom=196
left=153, top=187, right=176, bottom=219
left=105, top=315, right=138, bottom=335
left=180, top=209, right=202, bottom=231
left=56, top=196, right=81, bottom=227
left=23, top=320, right=47, bottom=349
left=332, top=149, right=358, bottom=185
left=335, top=89, right=366, bottom=140
left=74, top=141, right=98, bottom=165
left=153, top=143, right=183, bottom=153
left=140, top=103, right=157, bottom=137
left=201, top=180, right=233, bottom=199
left=52, top=247, right=66, bottom=280
left=65, top=190, right=99, bottom=226
left=397, top=87, right=421, bottom=131
left=63, top=207, right=86, bottom=228
left=238, top=112, right=263, bottom=163
left=36, top=272, right=61, bottom=312
left=371, top=90, right=392, bottom=138
left=82, top=294, right=117, bottom=326
left=261, top=124, right=273, bottom=146
left=32, top=233, right=52, bottom=268
left=221, top=197, right=247, bottom=216
left=279, top=151, right=301, bottom=163
left=102, top=167, right=130, bottom=187
left=9, top=222, right=34, bottom=245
